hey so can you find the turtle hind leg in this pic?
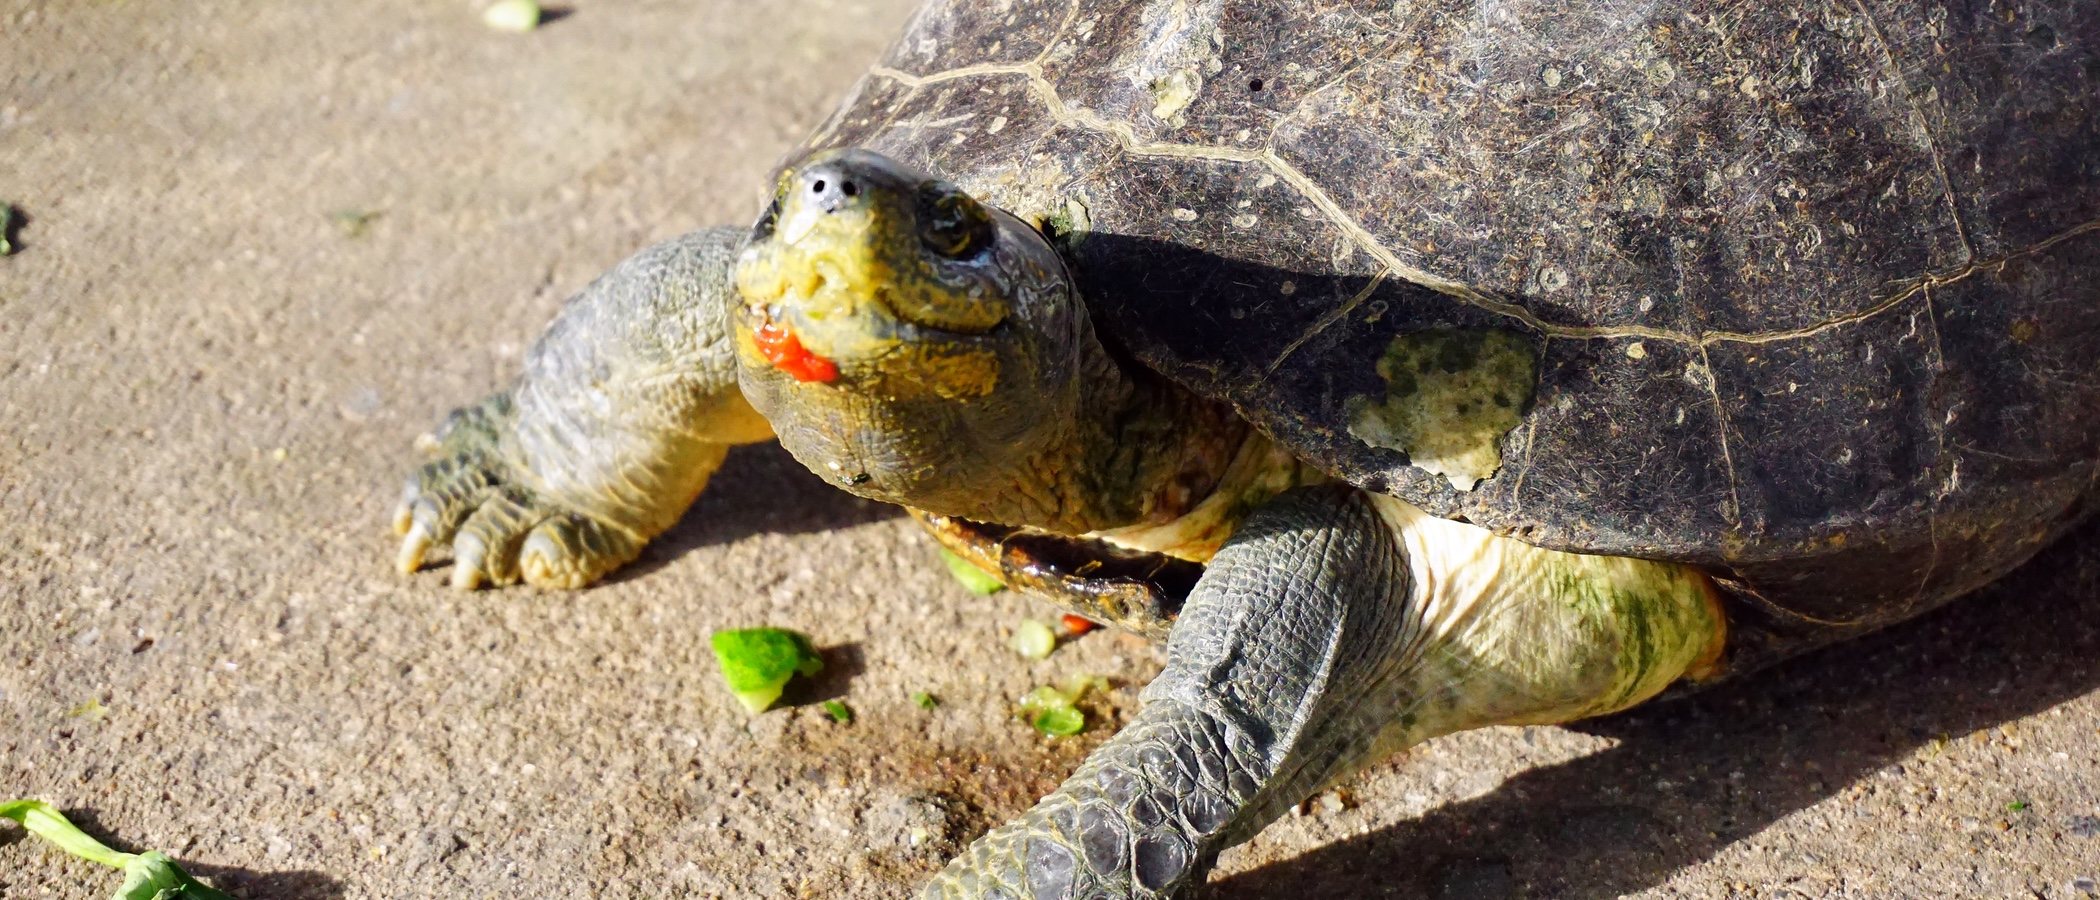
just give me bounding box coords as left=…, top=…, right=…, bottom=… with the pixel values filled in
left=920, top=486, right=1727, bottom=898
left=393, top=227, right=770, bottom=590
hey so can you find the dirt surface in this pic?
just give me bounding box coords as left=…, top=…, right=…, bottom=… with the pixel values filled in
left=4, top=2, right=2098, bottom=898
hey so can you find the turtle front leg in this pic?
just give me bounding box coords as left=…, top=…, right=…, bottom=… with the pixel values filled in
left=395, top=227, right=774, bottom=589
left=922, top=486, right=1727, bottom=898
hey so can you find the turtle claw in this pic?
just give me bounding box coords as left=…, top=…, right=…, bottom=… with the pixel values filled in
left=519, top=514, right=640, bottom=590
left=393, top=394, right=638, bottom=591
left=449, top=522, right=507, bottom=590
left=393, top=460, right=486, bottom=574
left=449, top=491, right=536, bottom=589
left=449, top=545, right=488, bottom=590
left=397, top=521, right=435, bottom=574
left=393, top=464, right=634, bottom=590
left=391, top=493, right=416, bottom=536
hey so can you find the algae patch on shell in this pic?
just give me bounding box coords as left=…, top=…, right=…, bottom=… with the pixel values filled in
left=1150, top=70, right=1202, bottom=121
left=1346, top=329, right=1538, bottom=491
left=1039, top=197, right=1092, bottom=250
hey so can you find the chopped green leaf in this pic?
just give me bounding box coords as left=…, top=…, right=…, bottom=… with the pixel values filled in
left=1018, top=685, right=1071, bottom=713
left=1031, top=705, right=1085, bottom=737
left=2, top=800, right=235, bottom=899
left=1017, top=687, right=1077, bottom=735
left=2007, top=800, right=2030, bottom=812
left=821, top=700, right=853, bottom=723
left=114, top=851, right=238, bottom=900
left=1015, top=675, right=1109, bottom=737
left=329, top=209, right=381, bottom=239
left=910, top=691, right=938, bottom=710
left=939, top=549, right=1006, bottom=595
left=0, top=204, right=18, bottom=256
left=1010, top=619, right=1056, bottom=660
left=709, top=628, right=822, bottom=714
left=481, top=0, right=542, bottom=32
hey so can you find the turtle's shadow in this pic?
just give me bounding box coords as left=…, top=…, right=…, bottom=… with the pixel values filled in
left=612, top=442, right=900, bottom=583
left=4, top=806, right=345, bottom=900
left=1216, top=515, right=2100, bottom=899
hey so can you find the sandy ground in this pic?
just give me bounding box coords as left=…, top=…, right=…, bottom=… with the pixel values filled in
left=4, top=2, right=2098, bottom=897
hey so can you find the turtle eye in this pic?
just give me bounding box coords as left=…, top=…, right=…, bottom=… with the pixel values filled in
left=915, top=183, right=995, bottom=259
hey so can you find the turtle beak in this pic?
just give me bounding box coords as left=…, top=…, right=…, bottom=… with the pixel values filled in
left=776, top=202, right=826, bottom=247
left=735, top=155, right=899, bottom=384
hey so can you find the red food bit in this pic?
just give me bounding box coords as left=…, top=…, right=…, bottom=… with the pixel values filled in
left=1060, top=614, right=1099, bottom=636
left=753, top=322, right=839, bottom=383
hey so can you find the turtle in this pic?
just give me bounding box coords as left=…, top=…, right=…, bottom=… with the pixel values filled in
left=387, top=0, right=2100, bottom=896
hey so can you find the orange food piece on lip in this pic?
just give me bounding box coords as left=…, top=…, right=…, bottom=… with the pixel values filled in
left=1060, top=614, right=1099, bottom=636
left=753, top=322, right=840, bottom=383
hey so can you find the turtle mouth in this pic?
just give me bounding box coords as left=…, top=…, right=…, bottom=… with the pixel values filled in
left=736, top=246, right=1007, bottom=399
left=749, top=318, right=840, bottom=384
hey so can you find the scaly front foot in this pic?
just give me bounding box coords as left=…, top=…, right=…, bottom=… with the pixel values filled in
left=394, top=394, right=641, bottom=590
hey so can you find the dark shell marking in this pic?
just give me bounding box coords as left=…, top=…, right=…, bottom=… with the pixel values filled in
left=804, top=0, right=2100, bottom=668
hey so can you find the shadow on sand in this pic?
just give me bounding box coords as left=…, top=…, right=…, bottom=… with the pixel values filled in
left=612, top=442, right=902, bottom=583
left=1217, top=515, right=2100, bottom=899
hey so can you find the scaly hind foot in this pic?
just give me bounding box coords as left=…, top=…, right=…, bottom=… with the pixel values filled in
left=393, top=396, right=641, bottom=590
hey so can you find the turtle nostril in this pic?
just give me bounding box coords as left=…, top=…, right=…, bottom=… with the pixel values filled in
left=807, top=176, right=860, bottom=210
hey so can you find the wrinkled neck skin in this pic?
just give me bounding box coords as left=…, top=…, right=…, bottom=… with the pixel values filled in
left=976, top=327, right=1251, bottom=534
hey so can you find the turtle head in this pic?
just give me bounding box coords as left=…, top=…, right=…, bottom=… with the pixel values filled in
left=733, top=149, right=1094, bottom=513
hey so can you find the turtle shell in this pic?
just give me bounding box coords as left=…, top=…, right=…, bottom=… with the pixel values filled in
left=800, top=0, right=2100, bottom=667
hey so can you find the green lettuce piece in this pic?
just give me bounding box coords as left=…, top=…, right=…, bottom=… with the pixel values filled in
left=938, top=549, right=1006, bottom=595
left=709, top=628, right=823, bottom=713
left=1017, top=685, right=1071, bottom=714
left=1016, top=686, right=1087, bottom=737
left=114, top=851, right=236, bottom=900
left=1015, top=676, right=1110, bottom=738
left=1009, top=619, right=1056, bottom=660
left=1031, top=706, right=1085, bottom=737
left=1, top=800, right=235, bottom=899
